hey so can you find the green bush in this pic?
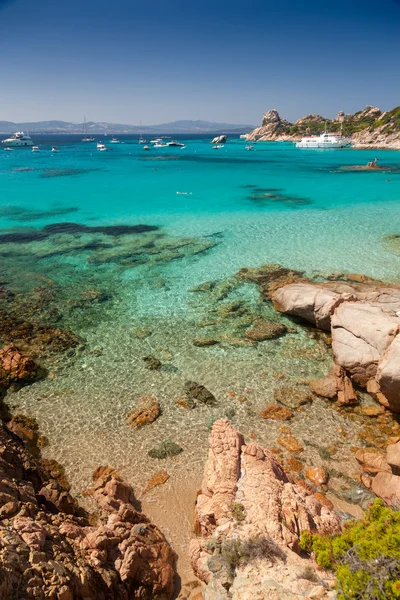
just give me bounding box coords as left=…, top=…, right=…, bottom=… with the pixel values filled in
left=299, top=499, right=400, bottom=599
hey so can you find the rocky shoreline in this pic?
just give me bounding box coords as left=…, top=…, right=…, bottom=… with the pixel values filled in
left=2, top=258, right=400, bottom=598
left=247, top=106, right=400, bottom=149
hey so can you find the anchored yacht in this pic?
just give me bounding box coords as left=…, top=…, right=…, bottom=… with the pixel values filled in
left=296, top=131, right=351, bottom=149
left=1, top=131, right=33, bottom=147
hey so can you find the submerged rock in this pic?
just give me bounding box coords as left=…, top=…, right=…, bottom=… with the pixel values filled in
left=0, top=344, right=41, bottom=391
left=125, top=395, right=161, bottom=429
left=148, top=440, right=183, bottom=459
left=274, top=386, right=312, bottom=409
left=143, top=470, right=170, bottom=494
left=184, top=381, right=217, bottom=406
left=143, top=355, right=162, bottom=370
left=259, top=404, right=293, bottom=421
left=245, top=319, right=287, bottom=341
left=192, top=337, right=219, bottom=347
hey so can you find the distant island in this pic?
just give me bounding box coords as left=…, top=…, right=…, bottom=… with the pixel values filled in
left=0, top=119, right=254, bottom=135
left=247, top=106, right=400, bottom=149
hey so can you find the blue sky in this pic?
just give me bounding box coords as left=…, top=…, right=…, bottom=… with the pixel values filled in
left=1, top=0, right=399, bottom=124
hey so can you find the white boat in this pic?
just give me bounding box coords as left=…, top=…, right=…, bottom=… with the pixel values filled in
left=52, top=146, right=59, bottom=152
left=32, top=146, right=40, bottom=152
left=82, top=116, right=95, bottom=142
left=296, top=131, right=351, bottom=149
left=150, top=138, right=163, bottom=144
left=212, top=145, right=224, bottom=149
left=1, top=131, right=33, bottom=147
left=166, top=140, right=185, bottom=147
left=240, top=134, right=249, bottom=140
left=143, top=145, right=151, bottom=151
left=4, top=147, right=14, bottom=151
left=153, top=143, right=166, bottom=148
left=110, top=137, right=120, bottom=144
left=97, top=142, right=107, bottom=151
left=139, top=137, right=146, bottom=144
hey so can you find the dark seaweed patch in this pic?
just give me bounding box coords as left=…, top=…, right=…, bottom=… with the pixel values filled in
left=0, top=205, right=79, bottom=222
left=0, top=222, right=159, bottom=245
left=43, top=223, right=159, bottom=235
left=247, top=192, right=312, bottom=207
left=0, top=231, right=48, bottom=244
left=40, top=168, right=102, bottom=178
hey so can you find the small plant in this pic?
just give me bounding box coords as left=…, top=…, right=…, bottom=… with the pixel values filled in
left=298, top=565, right=320, bottom=583
left=230, top=502, right=245, bottom=523
left=299, top=499, right=400, bottom=599
left=211, top=535, right=286, bottom=577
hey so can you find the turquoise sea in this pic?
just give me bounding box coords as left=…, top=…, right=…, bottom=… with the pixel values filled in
left=1, top=133, right=400, bottom=575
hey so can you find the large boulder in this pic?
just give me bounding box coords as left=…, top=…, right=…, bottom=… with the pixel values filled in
left=272, top=283, right=351, bottom=330
left=376, top=335, right=400, bottom=413
left=0, top=344, right=40, bottom=390
left=331, top=302, right=400, bottom=387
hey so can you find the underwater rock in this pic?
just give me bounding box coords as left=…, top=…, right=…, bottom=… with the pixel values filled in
left=148, top=440, right=183, bottom=459
left=237, top=263, right=305, bottom=300
left=143, top=355, right=162, bottom=370
left=0, top=344, right=41, bottom=390
left=245, top=319, right=287, bottom=341
left=184, top=381, right=217, bottom=406
left=277, top=435, right=304, bottom=454
left=125, top=395, right=161, bottom=429
left=43, top=222, right=159, bottom=235
left=305, top=467, right=329, bottom=486
left=190, top=281, right=217, bottom=293
left=273, top=386, right=312, bottom=409
left=7, top=414, right=48, bottom=457
left=143, top=470, right=170, bottom=494
left=131, top=327, right=152, bottom=339
left=259, top=404, right=293, bottom=421
left=192, top=337, right=219, bottom=347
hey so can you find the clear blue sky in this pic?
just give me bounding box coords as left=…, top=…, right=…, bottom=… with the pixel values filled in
left=1, top=0, right=399, bottom=124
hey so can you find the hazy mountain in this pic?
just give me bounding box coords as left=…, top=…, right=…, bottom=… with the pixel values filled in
left=0, top=119, right=254, bottom=134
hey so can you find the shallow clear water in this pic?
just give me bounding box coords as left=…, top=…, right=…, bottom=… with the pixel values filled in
left=1, top=134, right=400, bottom=576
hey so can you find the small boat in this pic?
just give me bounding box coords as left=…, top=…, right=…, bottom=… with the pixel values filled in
left=52, top=146, right=59, bottom=152
left=139, top=137, right=146, bottom=144
left=110, top=137, right=120, bottom=144
left=212, top=145, right=224, bottom=149
left=4, top=147, right=14, bottom=151
left=153, top=143, right=166, bottom=148
left=82, top=116, right=95, bottom=142
left=150, top=138, right=163, bottom=144
left=97, top=142, right=108, bottom=151
left=1, top=131, right=33, bottom=147
left=143, top=145, right=151, bottom=151
left=32, top=146, right=40, bottom=152
left=167, top=140, right=185, bottom=147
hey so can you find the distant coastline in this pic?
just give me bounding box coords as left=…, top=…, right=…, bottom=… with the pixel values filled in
left=0, top=119, right=255, bottom=135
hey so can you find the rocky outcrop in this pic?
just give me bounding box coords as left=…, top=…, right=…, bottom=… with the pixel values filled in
left=356, top=441, right=400, bottom=507
left=246, top=105, right=400, bottom=148
left=190, top=420, right=340, bottom=599
left=271, top=278, right=400, bottom=413
left=0, top=344, right=41, bottom=392
left=212, top=135, right=227, bottom=144
left=0, top=423, right=176, bottom=599
left=246, top=109, right=292, bottom=142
